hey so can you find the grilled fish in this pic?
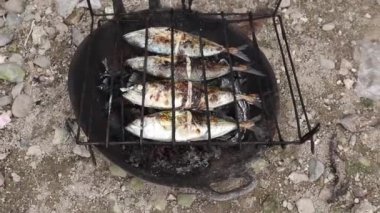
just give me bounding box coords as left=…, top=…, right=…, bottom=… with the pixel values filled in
left=123, top=27, right=250, bottom=61
left=125, top=55, right=264, bottom=81
left=120, top=81, right=259, bottom=110
left=126, top=110, right=255, bottom=142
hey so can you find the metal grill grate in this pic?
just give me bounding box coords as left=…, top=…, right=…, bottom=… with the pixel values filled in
left=72, top=0, right=320, bottom=161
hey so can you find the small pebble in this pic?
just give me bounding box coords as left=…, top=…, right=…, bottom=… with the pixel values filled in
left=289, top=172, right=309, bottom=184
left=177, top=194, right=196, bottom=208
left=55, top=0, right=80, bottom=18
left=0, top=32, right=13, bottom=47
left=280, top=0, right=291, bottom=8
left=354, top=198, right=360, bottom=204
left=249, top=158, right=269, bottom=173
left=0, top=95, right=12, bottom=107
left=11, top=172, right=20, bottom=182
left=11, top=94, right=33, bottom=118
left=308, top=158, right=325, bottom=182
left=296, top=198, right=315, bottom=213
left=11, top=82, right=24, bottom=98
left=322, top=23, right=335, bottom=31
left=8, top=53, right=24, bottom=66
left=343, top=79, right=354, bottom=90
left=6, top=12, right=22, bottom=27
left=52, top=127, right=69, bottom=145
left=3, top=0, right=25, bottom=13
left=33, top=56, right=51, bottom=68
left=364, top=13, right=371, bottom=19
left=72, top=145, right=91, bottom=158
left=0, top=111, right=11, bottom=129
left=26, top=145, right=43, bottom=156
left=72, top=28, right=85, bottom=46
left=320, top=57, right=335, bottom=70
left=338, top=114, right=358, bottom=132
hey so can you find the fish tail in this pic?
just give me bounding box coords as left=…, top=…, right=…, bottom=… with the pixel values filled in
left=239, top=115, right=261, bottom=131
left=237, top=93, right=260, bottom=105
left=228, top=45, right=250, bottom=62
left=233, top=65, right=266, bottom=77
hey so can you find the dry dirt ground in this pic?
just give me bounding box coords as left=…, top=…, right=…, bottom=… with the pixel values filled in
left=0, top=0, right=379, bottom=212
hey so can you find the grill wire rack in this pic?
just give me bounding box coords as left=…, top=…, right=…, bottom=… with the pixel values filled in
left=71, top=0, right=321, bottom=163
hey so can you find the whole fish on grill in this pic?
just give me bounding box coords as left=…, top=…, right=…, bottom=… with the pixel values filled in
left=123, top=27, right=250, bottom=61
left=126, top=110, right=257, bottom=142
left=125, top=55, right=265, bottom=81
left=120, top=81, right=260, bottom=110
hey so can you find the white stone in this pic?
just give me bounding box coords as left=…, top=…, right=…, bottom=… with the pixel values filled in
left=322, top=23, right=335, bottom=31
left=26, top=145, right=43, bottom=156
left=364, top=13, right=371, bottom=19
left=55, top=0, right=80, bottom=18
left=343, top=79, right=354, bottom=90
left=11, top=172, right=20, bottom=182
left=167, top=194, right=176, bottom=201
left=0, top=111, right=11, bottom=129
left=73, top=145, right=91, bottom=158
left=52, top=127, right=69, bottom=145
left=296, top=198, right=315, bottom=213
left=289, top=172, right=309, bottom=184
left=31, top=26, right=47, bottom=45
left=280, top=0, right=291, bottom=8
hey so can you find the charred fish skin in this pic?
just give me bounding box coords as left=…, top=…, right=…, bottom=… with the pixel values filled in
left=125, top=110, right=237, bottom=142
left=120, top=81, right=259, bottom=110
left=123, top=27, right=224, bottom=57
left=125, top=56, right=228, bottom=81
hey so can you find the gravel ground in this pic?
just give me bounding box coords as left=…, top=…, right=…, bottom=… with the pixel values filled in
left=0, top=0, right=379, bottom=212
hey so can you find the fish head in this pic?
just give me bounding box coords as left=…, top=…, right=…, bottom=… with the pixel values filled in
left=203, top=40, right=224, bottom=55
left=121, top=84, right=144, bottom=102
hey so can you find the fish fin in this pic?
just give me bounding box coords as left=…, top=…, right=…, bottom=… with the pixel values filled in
left=237, top=44, right=249, bottom=51
left=233, top=65, right=266, bottom=77
left=239, top=115, right=261, bottom=131
left=237, top=93, right=260, bottom=105
left=228, top=47, right=251, bottom=62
